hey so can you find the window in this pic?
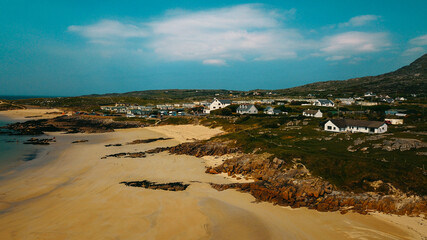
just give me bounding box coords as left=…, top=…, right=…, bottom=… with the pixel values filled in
left=327, top=126, right=332, bottom=130
left=333, top=127, right=336, bottom=130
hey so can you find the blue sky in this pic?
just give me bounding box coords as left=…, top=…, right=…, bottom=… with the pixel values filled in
left=0, top=0, right=426, bottom=96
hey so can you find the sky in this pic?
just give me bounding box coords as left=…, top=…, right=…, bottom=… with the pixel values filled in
left=0, top=0, right=426, bottom=96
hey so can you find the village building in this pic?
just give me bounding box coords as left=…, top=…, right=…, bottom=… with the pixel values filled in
left=203, top=98, right=231, bottom=114
left=261, top=99, right=275, bottom=104
left=313, top=99, right=334, bottom=107
left=237, top=104, right=258, bottom=114
left=356, top=101, right=378, bottom=106
left=395, top=97, right=407, bottom=101
left=324, top=119, right=387, bottom=134
left=381, top=98, right=394, bottom=104
left=264, top=106, right=283, bottom=115
left=364, top=92, right=376, bottom=97
left=385, top=118, right=404, bottom=125
left=303, top=109, right=323, bottom=118
left=336, top=98, right=355, bottom=105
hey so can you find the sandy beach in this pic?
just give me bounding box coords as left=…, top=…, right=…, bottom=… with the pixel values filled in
left=0, top=120, right=425, bottom=239
left=0, top=108, right=66, bottom=121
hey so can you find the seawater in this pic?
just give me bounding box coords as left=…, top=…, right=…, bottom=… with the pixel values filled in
left=0, top=117, right=44, bottom=173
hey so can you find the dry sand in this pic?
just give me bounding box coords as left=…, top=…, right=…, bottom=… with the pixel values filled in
left=0, top=108, right=66, bottom=121
left=0, top=123, right=425, bottom=239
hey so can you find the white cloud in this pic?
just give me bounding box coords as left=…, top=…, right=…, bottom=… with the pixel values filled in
left=409, top=34, right=427, bottom=46
left=325, top=55, right=348, bottom=61
left=68, top=5, right=304, bottom=64
left=68, top=20, right=148, bottom=44
left=402, top=47, right=425, bottom=56
left=321, top=32, right=390, bottom=54
left=203, top=59, right=227, bottom=66
left=68, top=5, right=391, bottom=65
left=339, top=15, right=380, bottom=27
left=148, top=5, right=302, bottom=62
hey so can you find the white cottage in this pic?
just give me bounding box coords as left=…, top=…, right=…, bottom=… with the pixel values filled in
left=237, top=104, right=258, bottom=114
left=203, top=98, right=231, bottom=114
left=303, top=109, right=323, bottom=118
left=313, top=99, right=334, bottom=107
left=264, top=106, right=283, bottom=115
left=324, top=119, right=387, bottom=134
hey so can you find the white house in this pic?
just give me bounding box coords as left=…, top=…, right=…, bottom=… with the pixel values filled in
left=303, top=109, right=323, bottom=118
left=126, top=110, right=136, bottom=118
left=264, top=106, right=283, bottom=115
left=203, top=98, right=231, bottom=114
left=364, top=92, right=376, bottom=97
left=313, top=99, right=334, bottom=107
left=237, top=104, right=258, bottom=114
left=324, top=119, right=387, bottom=134
left=336, top=98, right=355, bottom=105
left=385, top=118, right=404, bottom=125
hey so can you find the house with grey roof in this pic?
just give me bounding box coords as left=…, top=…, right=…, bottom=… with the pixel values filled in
left=264, top=106, right=284, bottom=115
left=324, top=119, right=387, bottom=134
left=313, top=99, right=334, bottom=107
left=237, top=104, right=258, bottom=115
left=303, top=109, right=323, bottom=118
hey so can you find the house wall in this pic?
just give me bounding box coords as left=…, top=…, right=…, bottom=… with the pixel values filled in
left=385, top=119, right=403, bottom=125
left=345, top=126, right=370, bottom=133
left=324, top=121, right=341, bottom=132
left=303, top=111, right=322, bottom=118
left=209, top=99, right=230, bottom=111
left=324, top=121, right=387, bottom=134
left=374, top=124, right=388, bottom=133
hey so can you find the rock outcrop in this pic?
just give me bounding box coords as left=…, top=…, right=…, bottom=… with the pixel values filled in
left=71, top=140, right=88, bottom=144
left=120, top=180, right=189, bottom=191
left=206, top=153, right=427, bottom=216
left=24, top=137, right=56, bottom=145
left=374, top=138, right=427, bottom=151
left=102, top=152, right=147, bottom=159
left=127, top=137, right=173, bottom=145
left=2, top=116, right=142, bottom=135
left=167, top=141, right=239, bottom=157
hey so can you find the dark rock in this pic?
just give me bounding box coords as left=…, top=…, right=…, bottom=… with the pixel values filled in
left=102, top=152, right=146, bottom=159
left=2, top=115, right=142, bottom=135
left=127, top=137, right=173, bottom=145
left=23, top=137, right=56, bottom=145
left=120, top=180, right=189, bottom=191
left=105, top=143, right=122, bottom=147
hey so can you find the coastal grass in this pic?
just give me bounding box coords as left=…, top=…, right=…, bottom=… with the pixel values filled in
left=204, top=115, right=427, bottom=195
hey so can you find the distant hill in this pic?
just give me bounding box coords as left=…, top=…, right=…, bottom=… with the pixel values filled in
left=87, top=89, right=242, bottom=101
left=279, top=54, right=427, bottom=96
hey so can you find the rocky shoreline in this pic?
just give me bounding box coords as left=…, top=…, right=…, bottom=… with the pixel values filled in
left=1, top=115, right=143, bottom=135
left=161, top=141, right=427, bottom=217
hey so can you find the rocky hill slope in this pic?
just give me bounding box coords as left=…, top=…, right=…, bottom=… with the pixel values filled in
left=280, top=54, right=427, bottom=96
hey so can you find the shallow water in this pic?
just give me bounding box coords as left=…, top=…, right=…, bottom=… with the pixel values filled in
left=0, top=117, right=45, bottom=174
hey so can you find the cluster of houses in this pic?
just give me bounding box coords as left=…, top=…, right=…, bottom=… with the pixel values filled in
left=197, top=98, right=406, bottom=134
left=98, top=93, right=412, bottom=134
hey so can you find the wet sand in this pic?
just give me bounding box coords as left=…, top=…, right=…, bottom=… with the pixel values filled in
left=0, top=124, right=425, bottom=239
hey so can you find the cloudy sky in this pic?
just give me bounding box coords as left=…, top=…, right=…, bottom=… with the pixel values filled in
left=0, top=0, right=426, bottom=96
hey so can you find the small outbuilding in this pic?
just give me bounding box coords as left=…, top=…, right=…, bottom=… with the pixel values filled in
left=303, top=109, right=323, bottom=118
